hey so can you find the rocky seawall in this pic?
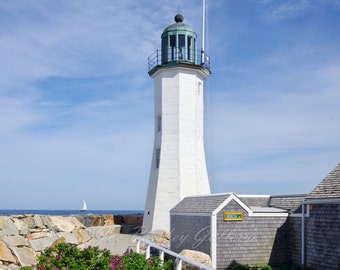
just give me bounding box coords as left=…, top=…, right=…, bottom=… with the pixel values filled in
left=0, top=214, right=144, bottom=269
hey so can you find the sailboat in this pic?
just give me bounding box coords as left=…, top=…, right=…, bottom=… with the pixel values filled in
left=81, top=200, right=87, bottom=212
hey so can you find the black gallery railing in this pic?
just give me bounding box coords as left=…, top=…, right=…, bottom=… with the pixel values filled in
left=148, top=48, right=211, bottom=72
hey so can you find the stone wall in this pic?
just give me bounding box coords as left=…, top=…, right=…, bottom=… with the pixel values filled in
left=0, top=214, right=143, bottom=269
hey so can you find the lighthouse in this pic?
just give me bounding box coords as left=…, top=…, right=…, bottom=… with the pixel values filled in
left=143, top=14, right=211, bottom=233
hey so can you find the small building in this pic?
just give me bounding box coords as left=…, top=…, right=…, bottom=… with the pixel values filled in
left=170, top=163, right=340, bottom=269
left=302, top=163, right=340, bottom=269
left=170, top=193, right=305, bottom=269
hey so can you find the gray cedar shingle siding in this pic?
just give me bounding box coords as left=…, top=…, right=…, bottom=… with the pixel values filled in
left=170, top=215, right=211, bottom=255
left=288, top=216, right=302, bottom=265
left=216, top=199, right=290, bottom=269
left=305, top=204, right=340, bottom=269
left=307, top=162, right=340, bottom=199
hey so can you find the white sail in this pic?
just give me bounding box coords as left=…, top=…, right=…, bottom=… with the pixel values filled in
left=81, top=200, right=87, bottom=212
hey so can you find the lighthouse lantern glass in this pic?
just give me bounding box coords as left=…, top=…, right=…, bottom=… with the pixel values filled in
left=162, top=36, right=168, bottom=64
left=178, top=34, right=185, bottom=60
left=170, top=35, right=176, bottom=61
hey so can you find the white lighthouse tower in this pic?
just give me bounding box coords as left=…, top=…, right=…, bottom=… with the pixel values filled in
left=143, top=14, right=211, bottom=233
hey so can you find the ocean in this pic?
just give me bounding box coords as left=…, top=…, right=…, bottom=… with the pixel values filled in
left=0, top=209, right=143, bottom=216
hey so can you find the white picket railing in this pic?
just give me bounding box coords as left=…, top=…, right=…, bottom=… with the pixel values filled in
left=135, top=237, right=215, bottom=270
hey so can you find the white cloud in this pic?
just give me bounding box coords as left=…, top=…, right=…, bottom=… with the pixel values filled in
left=207, top=43, right=340, bottom=154
left=0, top=96, right=41, bottom=136
left=259, top=0, right=311, bottom=20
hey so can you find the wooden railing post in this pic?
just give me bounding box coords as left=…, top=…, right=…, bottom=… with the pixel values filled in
left=135, top=237, right=214, bottom=270
left=136, top=239, right=140, bottom=254
left=146, top=244, right=151, bottom=259
left=159, top=250, right=164, bottom=264
left=175, top=257, right=182, bottom=270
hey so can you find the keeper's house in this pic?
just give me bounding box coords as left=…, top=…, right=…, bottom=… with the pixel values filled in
left=170, top=163, right=340, bottom=269
left=170, top=192, right=305, bottom=269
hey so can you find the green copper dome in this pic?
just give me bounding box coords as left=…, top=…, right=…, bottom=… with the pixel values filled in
left=162, top=14, right=196, bottom=39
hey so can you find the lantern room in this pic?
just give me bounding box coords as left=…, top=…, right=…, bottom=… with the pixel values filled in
left=161, top=14, right=197, bottom=64
left=147, top=14, right=210, bottom=76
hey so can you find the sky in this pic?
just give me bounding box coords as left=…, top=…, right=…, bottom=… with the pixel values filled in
left=1, top=0, right=339, bottom=210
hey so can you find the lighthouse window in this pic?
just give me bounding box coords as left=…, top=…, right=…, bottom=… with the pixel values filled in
left=170, top=35, right=176, bottom=61
left=178, top=34, right=185, bottom=60
left=157, top=115, right=162, bottom=132
left=187, top=36, right=192, bottom=61
left=198, top=82, right=202, bottom=95
left=155, top=148, right=161, bottom=169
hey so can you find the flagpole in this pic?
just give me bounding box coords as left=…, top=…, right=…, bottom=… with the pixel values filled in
left=202, top=0, right=206, bottom=64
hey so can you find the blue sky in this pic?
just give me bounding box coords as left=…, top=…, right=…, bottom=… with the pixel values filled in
left=1, top=0, right=339, bottom=210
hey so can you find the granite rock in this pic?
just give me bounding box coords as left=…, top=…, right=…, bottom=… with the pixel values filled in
left=0, top=241, right=16, bottom=264
left=0, top=217, right=18, bottom=236
left=179, top=249, right=212, bottom=269
left=12, top=246, right=37, bottom=266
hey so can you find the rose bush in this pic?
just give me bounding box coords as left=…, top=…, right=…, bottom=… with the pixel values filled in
left=20, top=243, right=173, bottom=270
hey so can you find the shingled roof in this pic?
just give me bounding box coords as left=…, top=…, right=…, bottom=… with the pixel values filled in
left=238, top=195, right=270, bottom=207
left=170, top=193, right=287, bottom=214
left=170, top=193, right=232, bottom=213
left=269, top=194, right=306, bottom=213
left=306, top=163, right=340, bottom=200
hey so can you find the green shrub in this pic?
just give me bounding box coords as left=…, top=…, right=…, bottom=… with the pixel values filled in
left=260, top=266, right=272, bottom=270
left=290, top=266, right=309, bottom=270
left=20, top=243, right=173, bottom=270
left=231, top=265, right=250, bottom=270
